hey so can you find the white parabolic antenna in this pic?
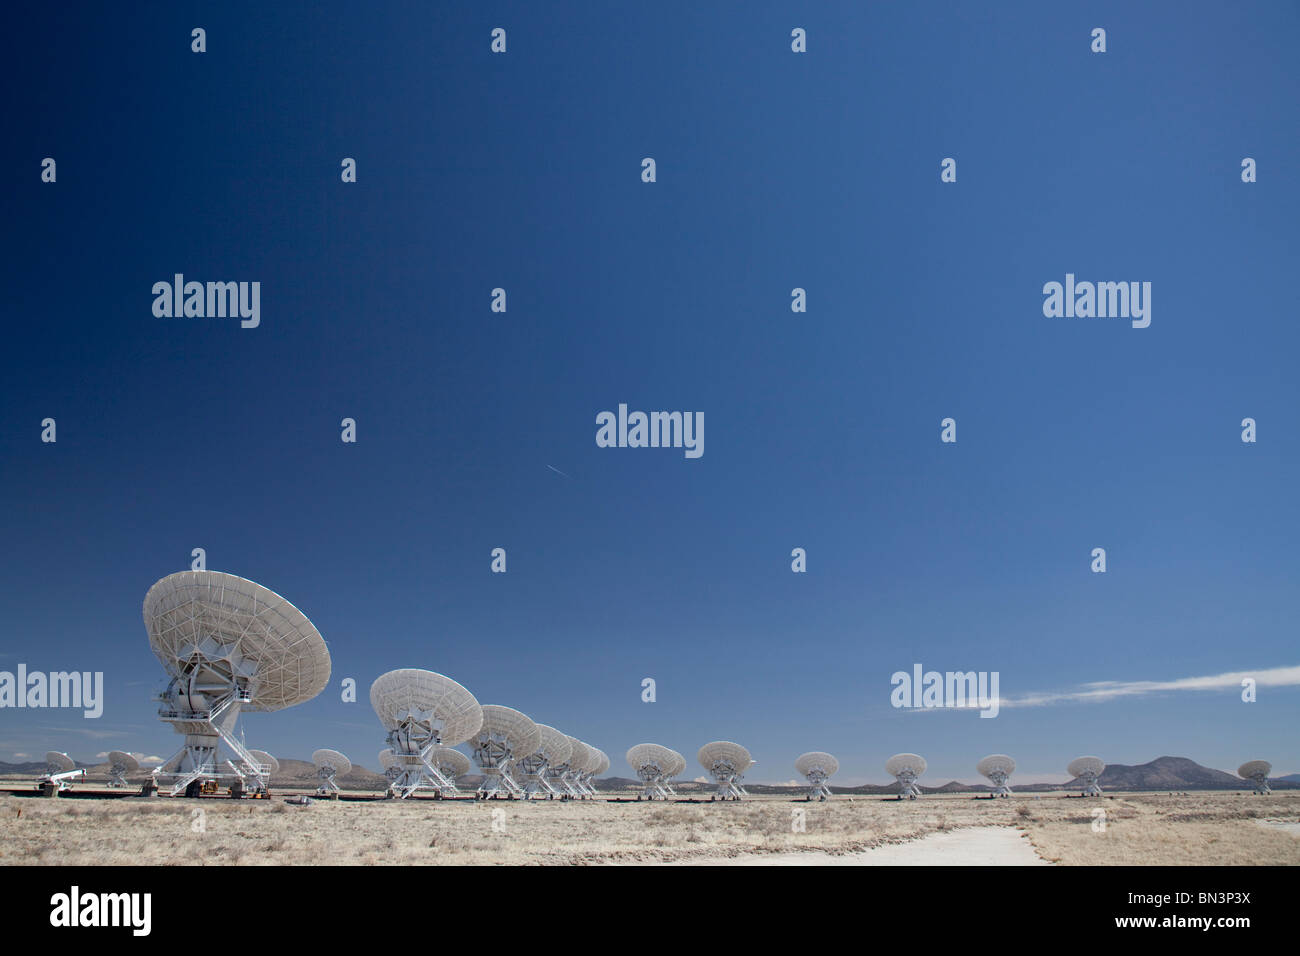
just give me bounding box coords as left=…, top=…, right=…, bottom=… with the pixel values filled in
left=661, top=749, right=685, bottom=795
left=144, top=570, right=331, bottom=796
left=1238, top=760, right=1272, bottom=795
left=312, top=748, right=351, bottom=794
left=43, top=751, right=82, bottom=791
left=107, top=750, right=140, bottom=788
left=469, top=705, right=541, bottom=798
left=1067, top=756, right=1105, bottom=796
left=515, top=723, right=570, bottom=799
left=247, top=749, right=279, bottom=774
left=576, top=744, right=605, bottom=797
left=429, top=745, right=472, bottom=785
left=370, top=668, right=482, bottom=799
left=378, top=748, right=403, bottom=783
left=627, top=743, right=675, bottom=800
left=589, top=749, right=611, bottom=793
left=976, top=754, right=1016, bottom=798
left=795, top=751, right=838, bottom=801
left=698, top=741, right=752, bottom=801
left=886, top=753, right=926, bottom=799
left=556, top=736, right=596, bottom=799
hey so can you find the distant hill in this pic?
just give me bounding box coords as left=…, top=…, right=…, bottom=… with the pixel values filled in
left=1085, top=756, right=1243, bottom=791
left=0, top=761, right=55, bottom=776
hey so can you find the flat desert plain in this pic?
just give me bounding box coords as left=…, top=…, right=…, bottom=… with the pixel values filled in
left=1, top=787, right=1296, bottom=866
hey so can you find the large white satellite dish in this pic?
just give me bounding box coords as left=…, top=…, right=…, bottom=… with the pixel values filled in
left=144, top=570, right=331, bottom=797
left=976, top=754, right=1016, bottom=798
left=627, top=743, right=676, bottom=800
left=312, top=749, right=351, bottom=795
left=468, top=705, right=541, bottom=799
left=370, top=668, right=482, bottom=799
left=1238, top=760, right=1272, bottom=795
left=886, top=753, right=926, bottom=799
left=1067, top=756, right=1105, bottom=796
left=42, top=751, right=84, bottom=791
left=795, top=751, right=838, bottom=801
left=107, top=751, right=140, bottom=789
left=698, top=741, right=752, bottom=801
left=514, top=724, right=570, bottom=799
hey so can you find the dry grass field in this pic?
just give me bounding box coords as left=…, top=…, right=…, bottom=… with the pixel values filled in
left=0, top=785, right=1296, bottom=866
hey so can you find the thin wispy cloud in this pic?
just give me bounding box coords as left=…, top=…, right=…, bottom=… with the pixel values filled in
left=1000, top=665, right=1300, bottom=710
left=545, top=464, right=571, bottom=479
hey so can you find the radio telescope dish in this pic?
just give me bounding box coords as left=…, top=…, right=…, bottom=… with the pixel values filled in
left=795, top=752, right=838, bottom=801
left=574, top=742, right=604, bottom=797
left=370, top=669, right=482, bottom=798
left=585, top=748, right=610, bottom=795
left=312, top=749, right=351, bottom=794
left=551, top=737, right=595, bottom=799
left=660, top=749, right=685, bottom=795
left=107, top=751, right=140, bottom=788
left=1067, top=756, right=1105, bottom=796
left=886, top=753, right=926, bottom=799
left=1238, top=760, right=1272, bottom=795
left=429, top=745, right=472, bottom=796
left=627, top=743, right=676, bottom=800
left=698, top=741, right=752, bottom=801
left=236, top=749, right=278, bottom=793
left=468, top=705, right=541, bottom=799
left=143, top=570, right=331, bottom=796
left=246, top=749, right=278, bottom=774
left=542, top=735, right=593, bottom=799
left=41, top=751, right=83, bottom=791
left=976, top=754, right=1016, bottom=798
left=378, top=749, right=404, bottom=785
left=515, top=724, right=570, bottom=799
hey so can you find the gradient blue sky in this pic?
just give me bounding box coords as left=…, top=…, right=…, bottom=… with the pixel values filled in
left=3, top=2, right=1298, bottom=785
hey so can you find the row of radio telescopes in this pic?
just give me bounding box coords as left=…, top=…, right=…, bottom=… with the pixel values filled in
left=44, top=745, right=1281, bottom=802
left=37, top=571, right=1279, bottom=801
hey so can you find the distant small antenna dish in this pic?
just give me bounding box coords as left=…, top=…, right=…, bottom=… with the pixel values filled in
left=370, top=668, right=482, bottom=799
left=1067, top=756, right=1105, bottom=796
left=234, top=749, right=278, bottom=793
left=42, top=751, right=84, bottom=791
left=514, top=724, right=570, bottom=799
left=246, top=749, right=278, bottom=774
left=107, top=751, right=140, bottom=788
left=588, top=749, right=610, bottom=795
left=144, top=571, right=330, bottom=797
left=885, top=753, right=926, bottom=799
left=795, top=752, right=838, bottom=801
left=976, top=754, right=1016, bottom=798
left=378, top=749, right=404, bottom=785
left=1237, top=760, right=1272, bottom=795
left=698, top=741, right=752, bottom=801
left=312, top=749, right=351, bottom=794
left=428, top=746, right=472, bottom=796
left=468, top=705, right=541, bottom=799
left=627, top=744, right=676, bottom=800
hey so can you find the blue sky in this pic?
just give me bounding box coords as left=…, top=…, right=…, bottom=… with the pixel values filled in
left=2, top=2, right=1298, bottom=785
